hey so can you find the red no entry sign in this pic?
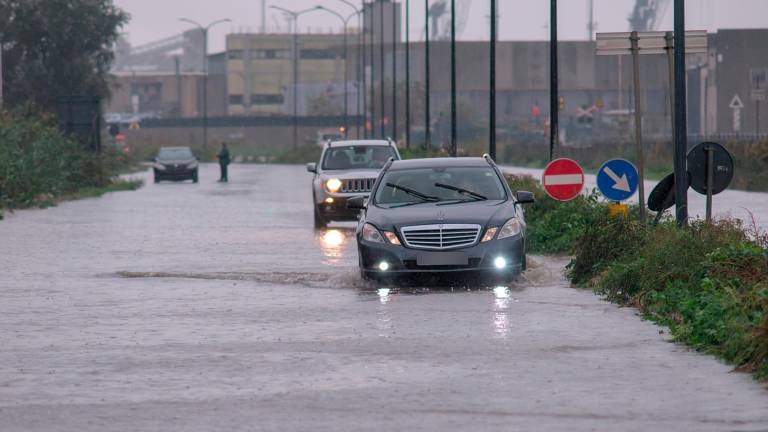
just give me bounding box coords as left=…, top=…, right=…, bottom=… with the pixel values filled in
left=542, top=158, right=585, bottom=201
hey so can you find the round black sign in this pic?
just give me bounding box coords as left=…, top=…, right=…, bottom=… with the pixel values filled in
left=648, top=171, right=691, bottom=213
left=108, top=123, right=120, bottom=137
left=686, top=142, right=734, bottom=196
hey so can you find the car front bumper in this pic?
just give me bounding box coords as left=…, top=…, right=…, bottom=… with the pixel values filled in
left=315, top=194, right=366, bottom=221
left=358, top=235, right=525, bottom=277
left=155, top=168, right=196, bottom=180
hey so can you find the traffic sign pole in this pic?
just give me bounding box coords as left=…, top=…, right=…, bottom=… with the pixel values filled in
left=630, top=32, right=646, bottom=221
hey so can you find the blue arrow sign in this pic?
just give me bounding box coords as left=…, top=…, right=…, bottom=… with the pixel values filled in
left=597, top=159, right=639, bottom=202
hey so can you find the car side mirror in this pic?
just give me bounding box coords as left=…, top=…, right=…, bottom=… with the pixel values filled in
left=306, top=162, right=317, bottom=173
left=347, top=196, right=367, bottom=210
left=516, top=191, right=535, bottom=204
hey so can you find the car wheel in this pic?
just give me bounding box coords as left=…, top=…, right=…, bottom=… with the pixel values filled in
left=154, top=176, right=160, bottom=184
left=192, top=171, right=199, bottom=183
left=313, top=205, right=327, bottom=229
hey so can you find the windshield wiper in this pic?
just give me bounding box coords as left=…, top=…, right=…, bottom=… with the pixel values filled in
left=385, top=183, right=439, bottom=202
left=434, top=183, right=487, bottom=201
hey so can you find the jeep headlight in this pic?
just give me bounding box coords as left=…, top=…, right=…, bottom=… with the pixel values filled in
left=326, top=178, right=343, bottom=193
left=497, top=218, right=522, bottom=239
left=362, top=223, right=384, bottom=243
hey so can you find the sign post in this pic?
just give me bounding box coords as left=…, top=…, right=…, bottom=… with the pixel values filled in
left=686, top=142, right=734, bottom=224
left=542, top=158, right=585, bottom=201
left=596, top=29, right=707, bottom=225
left=629, top=31, right=646, bottom=221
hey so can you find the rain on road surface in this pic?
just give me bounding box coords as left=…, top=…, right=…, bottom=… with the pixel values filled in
left=1, top=164, right=767, bottom=431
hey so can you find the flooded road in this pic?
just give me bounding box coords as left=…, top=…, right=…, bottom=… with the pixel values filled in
left=0, top=164, right=766, bottom=431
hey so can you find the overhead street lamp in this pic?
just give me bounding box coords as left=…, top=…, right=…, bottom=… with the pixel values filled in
left=489, top=0, right=497, bottom=159
left=336, top=0, right=365, bottom=139
left=405, top=0, right=410, bottom=149
left=179, top=17, right=231, bottom=152
left=317, top=6, right=361, bottom=140
left=270, top=5, right=321, bottom=149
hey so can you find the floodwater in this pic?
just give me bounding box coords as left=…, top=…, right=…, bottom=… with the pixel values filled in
left=0, top=164, right=766, bottom=431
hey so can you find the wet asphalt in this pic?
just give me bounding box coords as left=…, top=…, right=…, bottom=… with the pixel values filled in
left=0, top=163, right=767, bottom=432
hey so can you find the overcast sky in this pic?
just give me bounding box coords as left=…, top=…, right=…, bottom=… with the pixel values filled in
left=114, top=0, right=768, bottom=53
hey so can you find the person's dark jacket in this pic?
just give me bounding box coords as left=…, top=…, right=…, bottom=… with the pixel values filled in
left=218, top=148, right=230, bottom=165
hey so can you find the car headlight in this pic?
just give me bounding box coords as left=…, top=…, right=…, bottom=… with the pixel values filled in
left=326, top=178, right=343, bottom=193
left=497, top=218, right=522, bottom=239
left=362, top=223, right=385, bottom=243
left=481, top=227, right=498, bottom=242
left=154, top=163, right=166, bottom=171
left=187, top=161, right=198, bottom=169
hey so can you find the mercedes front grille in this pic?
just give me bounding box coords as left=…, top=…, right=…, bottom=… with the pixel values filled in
left=400, top=224, right=482, bottom=250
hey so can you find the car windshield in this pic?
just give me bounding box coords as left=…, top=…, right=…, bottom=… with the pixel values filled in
left=321, top=145, right=396, bottom=170
left=158, top=148, right=194, bottom=160
left=374, top=167, right=507, bottom=207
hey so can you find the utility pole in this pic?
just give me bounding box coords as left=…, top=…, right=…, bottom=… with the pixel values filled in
left=392, top=0, right=398, bottom=142
left=489, top=0, right=497, bottom=160
left=549, top=0, right=558, bottom=161
left=425, top=0, right=431, bottom=149
left=673, top=0, right=689, bottom=226
left=450, top=0, right=457, bottom=156
left=405, top=0, right=411, bottom=149
left=180, top=18, right=231, bottom=152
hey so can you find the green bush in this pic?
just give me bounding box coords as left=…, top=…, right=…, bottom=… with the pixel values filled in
left=0, top=112, right=135, bottom=209
left=505, top=173, right=609, bottom=254
left=570, top=217, right=768, bottom=378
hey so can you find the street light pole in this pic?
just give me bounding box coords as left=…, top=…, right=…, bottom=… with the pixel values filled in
left=450, top=0, right=457, bottom=156
left=424, top=0, right=431, bottom=149
left=270, top=6, right=321, bottom=149
left=317, top=7, right=357, bottom=139
left=489, top=0, right=497, bottom=160
left=549, top=0, right=558, bottom=161
left=379, top=0, right=385, bottom=138
left=392, top=0, right=398, bottom=143
left=405, top=0, right=411, bottom=149
left=369, top=2, right=376, bottom=138
left=336, top=1, right=364, bottom=138
left=180, top=17, right=231, bottom=153
left=673, top=0, right=689, bottom=226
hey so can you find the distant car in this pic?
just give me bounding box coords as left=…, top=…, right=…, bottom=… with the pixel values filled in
left=153, top=146, right=199, bottom=183
left=348, top=156, right=534, bottom=282
left=307, top=140, right=401, bottom=228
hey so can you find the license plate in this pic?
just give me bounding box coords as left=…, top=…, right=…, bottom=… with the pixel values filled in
left=416, top=252, right=469, bottom=266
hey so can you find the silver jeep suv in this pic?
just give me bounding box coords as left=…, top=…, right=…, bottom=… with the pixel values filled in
left=307, top=140, right=401, bottom=228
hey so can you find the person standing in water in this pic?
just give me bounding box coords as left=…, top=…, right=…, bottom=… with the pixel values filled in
left=217, top=143, right=230, bottom=182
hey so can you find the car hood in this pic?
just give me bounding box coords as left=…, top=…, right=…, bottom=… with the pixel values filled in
left=319, top=169, right=381, bottom=179
left=369, top=200, right=516, bottom=230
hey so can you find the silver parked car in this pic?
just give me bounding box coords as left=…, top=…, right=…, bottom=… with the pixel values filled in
left=306, top=140, right=401, bottom=228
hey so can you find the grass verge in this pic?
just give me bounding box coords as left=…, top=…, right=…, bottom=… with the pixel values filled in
left=506, top=172, right=768, bottom=379
left=568, top=214, right=768, bottom=379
